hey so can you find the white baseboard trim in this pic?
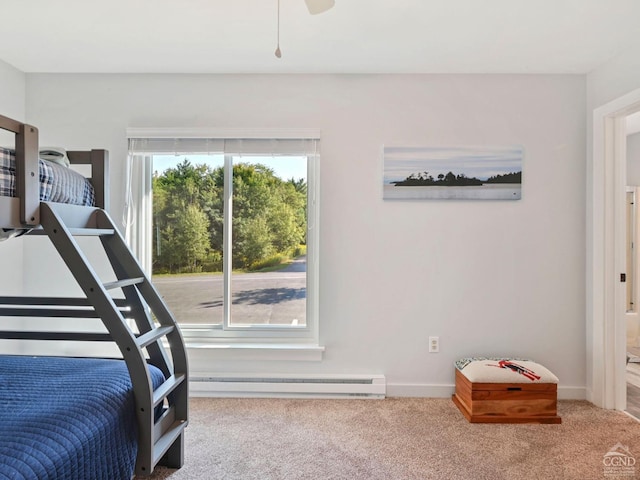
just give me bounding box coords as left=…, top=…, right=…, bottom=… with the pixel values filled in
left=190, top=374, right=386, bottom=398
left=557, top=386, right=587, bottom=400
left=386, top=383, right=587, bottom=400
left=188, top=378, right=587, bottom=401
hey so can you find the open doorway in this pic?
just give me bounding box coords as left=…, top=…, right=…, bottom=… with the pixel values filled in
left=589, top=88, right=640, bottom=413
left=626, top=113, right=640, bottom=419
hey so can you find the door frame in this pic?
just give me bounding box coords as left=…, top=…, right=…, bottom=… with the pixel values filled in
left=589, top=87, right=640, bottom=409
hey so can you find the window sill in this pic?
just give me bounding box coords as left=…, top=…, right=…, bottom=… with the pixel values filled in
left=185, top=342, right=325, bottom=362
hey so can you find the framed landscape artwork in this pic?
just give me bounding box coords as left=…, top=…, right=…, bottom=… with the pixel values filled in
left=383, top=145, right=523, bottom=200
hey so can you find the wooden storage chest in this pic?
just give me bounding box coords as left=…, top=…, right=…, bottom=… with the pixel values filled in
left=452, top=358, right=561, bottom=424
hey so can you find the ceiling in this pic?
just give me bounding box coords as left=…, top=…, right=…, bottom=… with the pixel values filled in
left=1, top=0, right=639, bottom=74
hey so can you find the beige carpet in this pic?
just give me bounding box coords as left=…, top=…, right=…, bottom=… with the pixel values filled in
left=148, top=398, right=640, bottom=480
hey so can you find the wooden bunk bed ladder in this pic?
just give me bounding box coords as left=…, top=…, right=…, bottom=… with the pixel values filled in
left=39, top=202, right=189, bottom=477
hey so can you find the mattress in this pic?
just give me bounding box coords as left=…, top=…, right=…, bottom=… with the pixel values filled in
left=0, top=147, right=95, bottom=206
left=0, top=355, right=165, bottom=480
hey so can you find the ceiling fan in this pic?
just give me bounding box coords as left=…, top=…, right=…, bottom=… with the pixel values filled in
left=275, top=0, right=335, bottom=58
left=304, top=0, right=335, bottom=15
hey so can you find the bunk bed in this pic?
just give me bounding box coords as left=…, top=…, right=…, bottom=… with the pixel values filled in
left=0, top=114, right=188, bottom=479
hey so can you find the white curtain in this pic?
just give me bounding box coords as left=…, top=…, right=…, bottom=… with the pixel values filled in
left=126, top=136, right=319, bottom=157
left=124, top=140, right=153, bottom=274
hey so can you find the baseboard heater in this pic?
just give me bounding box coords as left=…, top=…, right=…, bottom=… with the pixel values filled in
left=190, top=374, right=386, bottom=398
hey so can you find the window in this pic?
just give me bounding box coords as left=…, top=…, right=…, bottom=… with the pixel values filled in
left=126, top=131, right=319, bottom=343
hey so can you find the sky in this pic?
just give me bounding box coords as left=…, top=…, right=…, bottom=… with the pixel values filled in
left=383, top=145, right=523, bottom=184
left=153, top=154, right=308, bottom=181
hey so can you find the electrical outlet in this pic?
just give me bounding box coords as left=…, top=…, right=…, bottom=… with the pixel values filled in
left=429, top=336, right=439, bottom=353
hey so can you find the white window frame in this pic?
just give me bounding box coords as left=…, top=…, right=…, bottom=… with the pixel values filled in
left=126, top=128, right=320, bottom=347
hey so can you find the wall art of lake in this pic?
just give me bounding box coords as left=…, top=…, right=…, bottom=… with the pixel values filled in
left=383, top=145, right=523, bottom=200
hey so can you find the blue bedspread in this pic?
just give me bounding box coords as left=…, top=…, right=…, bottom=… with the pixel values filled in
left=0, top=356, right=164, bottom=480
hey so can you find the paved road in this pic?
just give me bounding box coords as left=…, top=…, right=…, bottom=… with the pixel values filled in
left=153, top=257, right=306, bottom=326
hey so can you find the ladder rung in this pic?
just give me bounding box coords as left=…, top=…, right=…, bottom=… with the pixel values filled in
left=68, top=228, right=115, bottom=236
left=153, top=420, right=187, bottom=466
left=0, top=331, right=113, bottom=342
left=153, top=373, right=187, bottom=408
left=0, top=307, right=100, bottom=318
left=136, top=326, right=174, bottom=349
left=103, top=277, right=145, bottom=290
left=0, top=296, right=129, bottom=307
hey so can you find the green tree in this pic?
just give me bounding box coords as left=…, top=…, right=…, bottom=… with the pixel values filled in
left=152, top=159, right=307, bottom=273
left=231, top=162, right=306, bottom=269
left=175, top=204, right=210, bottom=272
left=153, top=160, right=221, bottom=272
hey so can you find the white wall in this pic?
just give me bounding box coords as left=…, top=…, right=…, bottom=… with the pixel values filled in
left=0, top=59, right=25, bottom=297
left=587, top=41, right=640, bottom=113
left=25, top=73, right=586, bottom=396
left=0, top=59, right=25, bottom=123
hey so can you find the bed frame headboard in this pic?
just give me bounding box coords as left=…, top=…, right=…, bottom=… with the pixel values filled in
left=67, top=150, right=110, bottom=213
left=0, top=114, right=109, bottom=228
